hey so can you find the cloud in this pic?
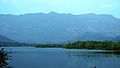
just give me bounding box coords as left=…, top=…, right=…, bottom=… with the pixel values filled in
left=99, top=4, right=112, bottom=8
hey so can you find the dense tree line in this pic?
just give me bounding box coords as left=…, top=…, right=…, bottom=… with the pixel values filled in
left=1, top=41, right=120, bottom=50
left=35, top=44, right=63, bottom=48
left=63, top=41, right=120, bottom=50
left=35, top=41, right=120, bottom=50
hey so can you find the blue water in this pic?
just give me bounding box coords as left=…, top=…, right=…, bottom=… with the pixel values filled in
left=2, top=47, right=120, bottom=68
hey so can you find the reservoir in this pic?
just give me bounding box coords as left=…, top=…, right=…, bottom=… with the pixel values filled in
left=1, top=47, right=120, bottom=68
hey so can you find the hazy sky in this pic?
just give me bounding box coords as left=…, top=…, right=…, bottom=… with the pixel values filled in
left=0, top=0, right=120, bottom=18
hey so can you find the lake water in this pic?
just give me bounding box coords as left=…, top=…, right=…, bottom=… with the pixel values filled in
left=1, top=47, right=120, bottom=68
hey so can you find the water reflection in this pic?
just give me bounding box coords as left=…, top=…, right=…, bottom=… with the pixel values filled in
left=0, top=48, right=12, bottom=68
left=65, top=50, right=120, bottom=68
left=66, top=50, right=120, bottom=58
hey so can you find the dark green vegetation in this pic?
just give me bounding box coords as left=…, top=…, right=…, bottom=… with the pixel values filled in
left=0, top=48, right=11, bottom=68
left=35, top=44, right=63, bottom=48
left=35, top=41, right=120, bottom=51
left=1, top=41, right=120, bottom=51
left=63, top=41, right=120, bottom=50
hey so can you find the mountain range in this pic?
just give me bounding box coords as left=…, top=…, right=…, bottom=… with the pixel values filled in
left=0, top=12, right=120, bottom=43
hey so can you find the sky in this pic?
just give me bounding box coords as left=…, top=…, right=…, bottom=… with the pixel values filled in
left=0, top=0, right=120, bottom=18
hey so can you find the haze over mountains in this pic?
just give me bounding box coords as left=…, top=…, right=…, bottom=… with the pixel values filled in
left=0, top=34, right=15, bottom=42
left=0, top=12, right=120, bottom=43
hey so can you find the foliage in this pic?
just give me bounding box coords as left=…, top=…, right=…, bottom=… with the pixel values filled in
left=63, top=41, right=120, bottom=50
left=0, top=48, right=11, bottom=68
left=35, top=44, right=63, bottom=48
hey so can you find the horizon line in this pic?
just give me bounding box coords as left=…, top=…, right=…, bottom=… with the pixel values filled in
left=0, top=11, right=118, bottom=18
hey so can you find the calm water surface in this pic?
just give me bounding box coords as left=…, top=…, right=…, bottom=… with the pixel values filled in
left=1, top=47, right=120, bottom=68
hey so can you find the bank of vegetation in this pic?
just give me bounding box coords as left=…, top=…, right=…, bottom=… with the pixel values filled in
left=63, top=41, right=120, bottom=50
left=36, top=41, right=120, bottom=51
left=1, top=41, right=120, bottom=51
left=35, top=44, right=63, bottom=48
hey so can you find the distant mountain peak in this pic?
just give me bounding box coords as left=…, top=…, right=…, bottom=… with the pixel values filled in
left=48, top=11, right=59, bottom=14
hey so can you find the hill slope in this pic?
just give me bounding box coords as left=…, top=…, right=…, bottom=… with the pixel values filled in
left=0, top=34, right=15, bottom=42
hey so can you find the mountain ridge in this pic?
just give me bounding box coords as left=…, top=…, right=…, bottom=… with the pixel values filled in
left=0, top=12, right=120, bottom=43
left=0, top=12, right=118, bottom=18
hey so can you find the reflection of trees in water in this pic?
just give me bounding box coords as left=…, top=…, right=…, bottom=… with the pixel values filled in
left=0, top=48, right=12, bottom=68
left=66, top=51, right=120, bottom=58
